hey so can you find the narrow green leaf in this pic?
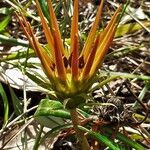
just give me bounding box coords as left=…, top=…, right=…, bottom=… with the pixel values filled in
left=118, top=134, right=146, bottom=150
left=0, top=83, right=9, bottom=127
left=106, top=46, right=139, bottom=59
left=9, top=87, right=23, bottom=116
left=0, top=16, right=11, bottom=32
left=92, top=72, right=150, bottom=92
left=114, top=72, right=150, bottom=81
left=0, top=34, right=29, bottom=47
left=101, top=71, right=150, bottom=81
left=1, top=49, right=35, bottom=61
left=115, top=21, right=150, bottom=37
left=38, top=0, right=50, bottom=22
left=117, top=0, right=129, bottom=23
left=34, top=99, right=70, bottom=119
left=77, top=108, right=91, bottom=118
left=40, top=124, right=72, bottom=144
left=103, top=128, right=147, bottom=150
left=26, top=71, right=52, bottom=91
left=79, top=126, right=120, bottom=150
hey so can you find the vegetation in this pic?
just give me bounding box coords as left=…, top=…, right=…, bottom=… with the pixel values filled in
left=0, top=0, right=149, bottom=149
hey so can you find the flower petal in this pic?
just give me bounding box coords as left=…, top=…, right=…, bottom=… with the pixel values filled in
left=47, top=0, right=65, bottom=55
left=80, top=33, right=100, bottom=79
left=17, top=12, right=55, bottom=81
left=35, top=0, right=55, bottom=59
left=16, top=13, right=35, bottom=49
left=70, top=0, right=79, bottom=80
left=53, top=29, right=66, bottom=80
left=46, top=0, right=66, bottom=81
left=89, top=6, right=122, bottom=78
left=79, top=0, right=104, bottom=61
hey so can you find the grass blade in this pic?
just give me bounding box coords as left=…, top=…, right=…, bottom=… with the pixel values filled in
left=9, top=87, right=23, bottom=116
left=0, top=16, right=11, bottom=32
left=103, top=127, right=147, bottom=150
left=79, top=126, right=120, bottom=150
left=0, top=83, right=9, bottom=127
left=0, top=34, right=29, bottom=47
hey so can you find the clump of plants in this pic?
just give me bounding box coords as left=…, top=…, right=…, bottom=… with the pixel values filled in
left=16, top=0, right=123, bottom=149
left=0, top=0, right=149, bottom=149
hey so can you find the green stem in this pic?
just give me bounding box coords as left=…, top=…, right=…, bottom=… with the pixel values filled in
left=33, top=125, right=43, bottom=150
left=70, top=108, right=91, bottom=150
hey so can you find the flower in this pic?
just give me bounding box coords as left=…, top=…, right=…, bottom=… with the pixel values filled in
left=17, top=0, right=121, bottom=106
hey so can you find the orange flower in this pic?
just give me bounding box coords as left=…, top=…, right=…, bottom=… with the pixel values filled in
left=17, top=0, right=121, bottom=101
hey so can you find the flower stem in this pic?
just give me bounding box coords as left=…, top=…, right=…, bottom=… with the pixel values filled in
left=70, top=108, right=91, bottom=150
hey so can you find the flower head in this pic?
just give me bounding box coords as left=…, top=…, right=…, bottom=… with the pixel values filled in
left=17, top=0, right=121, bottom=105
